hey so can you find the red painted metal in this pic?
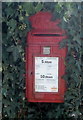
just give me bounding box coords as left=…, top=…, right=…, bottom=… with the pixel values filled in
left=26, top=11, right=67, bottom=103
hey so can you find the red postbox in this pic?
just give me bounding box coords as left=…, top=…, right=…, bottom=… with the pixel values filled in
left=26, top=12, right=67, bottom=103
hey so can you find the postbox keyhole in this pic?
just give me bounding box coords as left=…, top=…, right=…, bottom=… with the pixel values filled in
left=31, top=72, right=33, bottom=75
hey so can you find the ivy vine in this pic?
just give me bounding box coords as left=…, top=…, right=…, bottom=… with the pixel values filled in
left=2, top=2, right=83, bottom=120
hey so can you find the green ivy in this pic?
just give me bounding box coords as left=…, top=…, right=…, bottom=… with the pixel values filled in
left=2, top=2, right=83, bottom=120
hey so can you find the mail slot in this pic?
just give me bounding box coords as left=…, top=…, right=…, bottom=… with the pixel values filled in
left=26, top=12, right=67, bottom=103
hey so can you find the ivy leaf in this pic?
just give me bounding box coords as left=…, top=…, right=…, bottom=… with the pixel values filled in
left=55, top=3, right=62, bottom=13
left=7, top=45, right=14, bottom=52
left=35, top=3, right=43, bottom=12
left=7, top=45, right=20, bottom=62
left=28, top=108, right=35, bottom=113
left=22, top=3, right=35, bottom=15
left=12, top=46, right=20, bottom=62
left=2, top=88, right=7, bottom=97
left=73, top=36, right=81, bottom=46
left=27, top=114, right=34, bottom=119
left=5, top=7, right=14, bottom=18
left=7, top=19, right=17, bottom=31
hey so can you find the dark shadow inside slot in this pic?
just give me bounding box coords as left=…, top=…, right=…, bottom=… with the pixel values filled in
left=33, top=34, right=61, bottom=36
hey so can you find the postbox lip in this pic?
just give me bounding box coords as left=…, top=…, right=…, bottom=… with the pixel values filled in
left=30, top=29, right=66, bottom=35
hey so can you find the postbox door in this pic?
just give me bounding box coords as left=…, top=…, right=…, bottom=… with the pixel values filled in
left=31, top=45, right=66, bottom=103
